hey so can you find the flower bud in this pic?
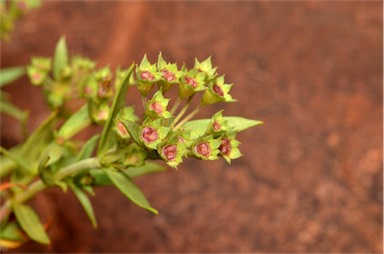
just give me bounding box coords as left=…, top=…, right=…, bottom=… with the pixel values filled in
left=139, top=118, right=170, bottom=150
left=145, top=90, right=172, bottom=119
left=179, top=70, right=206, bottom=99
left=194, top=56, right=217, bottom=81
left=202, top=75, right=236, bottom=104
left=192, top=137, right=221, bottom=160
left=136, top=54, right=161, bottom=96
left=219, top=133, right=242, bottom=164
left=207, top=110, right=231, bottom=134
left=158, top=140, right=187, bottom=168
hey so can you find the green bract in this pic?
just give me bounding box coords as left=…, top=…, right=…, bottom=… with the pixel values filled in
left=202, top=75, right=236, bottom=104
left=194, top=56, right=217, bottom=81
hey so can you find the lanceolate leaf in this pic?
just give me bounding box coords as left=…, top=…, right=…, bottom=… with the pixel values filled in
left=89, top=161, right=165, bottom=185
left=77, top=134, right=100, bottom=161
left=53, top=37, right=68, bottom=81
left=103, top=168, right=158, bottom=214
left=69, top=182, right=97, bottom=228
left=13, top=204, right=50, bottom=245
left=21, top=110, right=58, bottom=161
left=0, top=99, right=27, bottom=122
left=183, top=117, right=263, bottom=140
left=0, top=66, right=25, bottom=87
left=120, top=120, right=143, bottom=148
left=57, top=104, right=92, bottom=140
left=98, top=64, right=134, bottom=156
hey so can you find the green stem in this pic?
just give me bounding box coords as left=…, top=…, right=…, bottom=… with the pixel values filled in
left=170, top=97, right=182, bottom=115
left=0, top=157, right=101, bottom=222
left=173, top=104, right=203, bottom=131
left=170, top=96, right=193, bottom=128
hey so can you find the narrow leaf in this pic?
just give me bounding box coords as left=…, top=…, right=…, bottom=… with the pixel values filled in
left=0, top=67, right=25, bottom=87
left=120, top=120, right=143, bottom=148
left=69, top=182, right=97, bottom=228
left=0, top=98, right=27, bottom=122
left=98, top=64, right=134, bottom=155
left=103, top=168, right=158, bottom=214
left=77, top=134, right=100, bottom=161
left=21, top=110, right=58, bottom=160
left=13, top=204, right=50, bottom=244
left=89, top=161, right=165, bottom=186
left=57, top=104, right=92, bottom=140
left=53, top=37, right=68, bottom=81
left=0, top=147, right=30, bottom=174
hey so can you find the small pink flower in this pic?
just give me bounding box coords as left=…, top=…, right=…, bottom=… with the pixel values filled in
left=149, top=102, right=163, bottom=114
left=213, top=84, right=224, bottom=97
left=162, top=70, right=175, bottom=81
left=117, top=122, right=128, bottom=136
left=184, top=76, right=197, bottom=88
left=140, top=71, right=155, bottom=81
left=219, top=139, right=231, bottom=156
left=142, top=126, right=158, bottom=143
left=213, top=120, right=221, bottom=131
left=194, top=142, right=211, bottom=157
left=162, top=145, right=178, bottom=161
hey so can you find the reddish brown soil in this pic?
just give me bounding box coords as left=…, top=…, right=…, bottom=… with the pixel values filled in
left=1, top=1, right=382, bottom=253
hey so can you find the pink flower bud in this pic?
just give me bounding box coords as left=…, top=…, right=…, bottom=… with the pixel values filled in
left=140, top=71, right=155, bottom=81
left=213, top=84, right=224, bottom=97
left=162, top=70, right=175, bottom=81
left=142, top=126, right=158, bottom=143
left=219, top=139, right=231, bottom=156
left=117, top=122, right=128, bottom=136
left=185, top=76, right=197, bottom=88
left=194, top=142, right=211, bottom=157
left=149, top=102, right=163, bottom=114
left=213, top=120, right=221, bottom=131
left=162, top=145, right=178, bottom=161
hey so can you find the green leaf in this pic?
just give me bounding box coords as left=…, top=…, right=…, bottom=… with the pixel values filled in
left=21, top=110, right=58, bottom=161
left=0, top=221, right=26, bottom=242
left=98, top=64, right=134, bottom=156
left=0, top=147, right=30, bottom=174
left=53, top=37, right=68, bottom=81
left=0, top=67, right=25, bottom=87
left=68, top=182, right=97, bottom=228
left=120, top=120, right=143, bottom=148
left=183, top=117, right=263, bottom=140
left=13, top=204, right=50, bottom=245
left=57, top=104, right=92, bottom=140
left=103, top=168, right=158, bottom=214
left=0, top=97, right=27, bottom=122
left=77, top=134, right=100, bottom=161
left=46, top=143, right=63, bottom=166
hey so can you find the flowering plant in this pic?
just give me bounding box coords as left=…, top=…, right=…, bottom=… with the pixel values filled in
left=0, top=37, right=262, bottom=248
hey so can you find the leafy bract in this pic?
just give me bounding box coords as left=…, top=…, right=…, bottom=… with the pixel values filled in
left=183, top=117, right=263, bottom=139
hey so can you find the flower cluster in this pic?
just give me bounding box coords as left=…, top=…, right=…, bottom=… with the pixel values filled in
left=115, top=54, right=242, bottom=168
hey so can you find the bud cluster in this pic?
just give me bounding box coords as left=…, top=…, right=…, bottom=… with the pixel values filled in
left=113, top=54, right=242, bottom=168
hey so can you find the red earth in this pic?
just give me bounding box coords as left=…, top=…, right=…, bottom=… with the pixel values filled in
left=1, top=1, right=382, bottom=253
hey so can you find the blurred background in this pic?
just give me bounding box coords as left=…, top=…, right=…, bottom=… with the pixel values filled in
left=1, top=1, right=382, bottom=253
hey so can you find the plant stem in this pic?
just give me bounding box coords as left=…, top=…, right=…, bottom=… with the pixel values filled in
left=173, top=104, right=203, bottom=131
left=170, top=96, right=193, bottom=128
left=170, top=97, right=182, bottom=115
left=0, top=157, right=101, bottom=222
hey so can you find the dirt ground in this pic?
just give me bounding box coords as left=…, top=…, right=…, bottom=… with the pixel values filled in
left=1, top=1, right=382, bottom=253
